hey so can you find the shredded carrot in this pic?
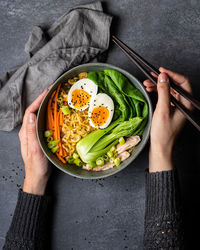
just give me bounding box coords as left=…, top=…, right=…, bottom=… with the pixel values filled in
left=53, top=84, right=61, bottom=140
left=56, top=152, right=66, bottom=163
left=59, top=110, right=64, bottom=156
left=47, top=84, right=68, bottom=164
left=60, top=110, right=64, bottom=126
left=47, top=90, right=56, bottom=131
left=57, top=111, right=63, bottom=156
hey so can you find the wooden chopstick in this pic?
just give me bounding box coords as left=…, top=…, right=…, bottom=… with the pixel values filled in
left=112, top=35, right=200, bottom=111
left=112, top=35, right=200, bottom=132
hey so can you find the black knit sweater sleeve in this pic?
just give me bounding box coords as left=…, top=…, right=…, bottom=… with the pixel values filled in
left=3, top=189, right=51, bottom=250
left=143, top=170, right=184, bottom=249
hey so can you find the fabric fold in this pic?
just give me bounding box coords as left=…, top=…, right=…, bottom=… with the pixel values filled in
left=0, top=1, right=112, bottom=131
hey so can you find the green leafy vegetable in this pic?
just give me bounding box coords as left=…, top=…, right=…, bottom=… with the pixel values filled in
left=76, top=117, right=142, bottom=165
left=79, top=68, right=149, bottom=166
left=76, top=118, right=120, bottom=158
left=104, top=69, right=146, bottom=102
left=87, top=71, right=106, bottom=92
left=104, top=75, right=130, bottom=121
left=104, top=69, right=148, bottom=120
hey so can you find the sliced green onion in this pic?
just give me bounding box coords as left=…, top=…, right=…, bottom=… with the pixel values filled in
left=113, top=152, right=118, bottom=158
left=61, top=106, right=71, bottom=115
left=57, top=97, right=63, bottom=103
left=104, top=155, right=109, bottom=162
left=96, top=157, right=105, bottom=166
left=48, top=139, right=60, bottom=149
left=119, top=137, right=125, bottom=145
left=44, top=130, right=52, bottom=138
left=114, top=157, right=121, bottom=166
left=74, top=158, right=83, bottom=167
left=128, top=148, right=133, bottom=153
left=51, top=145, right=59, bottom=153
left=109, top=157, right=115, bottom=163
left=67, top=157, right=74, bottom=164
left=107, top=151, right=113, bottom=158
left=47, top=136, right=53, bottom=142
left=110, top=146, right=116, bottom=152
left=73, top=152, right=79, bottom=159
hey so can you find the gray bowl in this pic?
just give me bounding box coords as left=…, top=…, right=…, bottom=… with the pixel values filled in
left=37, top=63, right=152, bottom=179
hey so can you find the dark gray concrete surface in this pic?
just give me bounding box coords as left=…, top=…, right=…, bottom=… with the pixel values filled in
left=0, top=0, right=200, bottom=249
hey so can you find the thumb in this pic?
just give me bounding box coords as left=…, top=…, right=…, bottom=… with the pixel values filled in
left=156, top=73, right=171, bottom=115
left=27, top=113, right=38, bottom=144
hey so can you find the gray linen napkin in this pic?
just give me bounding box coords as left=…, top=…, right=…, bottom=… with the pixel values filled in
left=0, top=1, right=112, bottom=131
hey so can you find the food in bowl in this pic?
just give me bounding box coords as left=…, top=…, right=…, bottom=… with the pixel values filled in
left=44, top=69, right=148, bottom=171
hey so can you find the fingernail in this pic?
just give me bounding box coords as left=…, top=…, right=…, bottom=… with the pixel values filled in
left=29, top=113, right=35, bottom=124
left=159, top=73, right=169, bottom=83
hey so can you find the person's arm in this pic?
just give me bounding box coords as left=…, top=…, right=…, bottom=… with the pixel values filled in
left=143, top=68, right=192, bottom=249
left=3, top=89, right=51, bottom=250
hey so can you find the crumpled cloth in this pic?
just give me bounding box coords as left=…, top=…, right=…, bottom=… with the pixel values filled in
left=0, top=1, right=112, bottom=131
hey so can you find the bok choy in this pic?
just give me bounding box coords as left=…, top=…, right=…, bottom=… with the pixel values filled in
left=76, top=117, right=142, bottom=165
left=76, top=68, right=149, bottom=166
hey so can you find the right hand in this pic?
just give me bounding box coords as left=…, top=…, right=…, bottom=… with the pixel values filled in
left=143, top=67, right=192, bottom=172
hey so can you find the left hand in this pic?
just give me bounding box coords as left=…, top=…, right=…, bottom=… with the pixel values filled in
left=18, top=88, right=51, bottom=195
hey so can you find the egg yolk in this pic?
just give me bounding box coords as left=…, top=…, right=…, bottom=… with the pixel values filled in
left=71, top=89, right=91, bottom=109
left=91, top=106, right=109, bottom=127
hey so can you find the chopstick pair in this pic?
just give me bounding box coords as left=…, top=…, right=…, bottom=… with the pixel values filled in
left=112, top=35, right=200, bottom=132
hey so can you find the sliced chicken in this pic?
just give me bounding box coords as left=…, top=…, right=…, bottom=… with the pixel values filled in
left=118, top=151, right=130, bottom=161
left=92, top=162, right=115, bottom=171
left=116, top=136, right=141, bottom=154
left=92, top=151, right=130, bottom=172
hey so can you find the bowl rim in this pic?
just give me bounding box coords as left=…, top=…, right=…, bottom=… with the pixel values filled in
left=37, top=62, right=152, bottom=179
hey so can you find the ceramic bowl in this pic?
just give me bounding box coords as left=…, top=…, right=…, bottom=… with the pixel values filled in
left=37, top=63, right=152, bottom=179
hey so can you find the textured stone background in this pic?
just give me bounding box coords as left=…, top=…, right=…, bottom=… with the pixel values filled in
left=0, top=0, right=200, bottom=249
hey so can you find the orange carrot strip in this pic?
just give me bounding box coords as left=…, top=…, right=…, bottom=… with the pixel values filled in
left=56, top=152, right=66, bottom=163
left=53, top=84, right=61, bottom=140
left=57, top=110, right=66, bottom=158
left=57, top=111, right=63, bottom=156
left=62, top=112, right=64, bottom=125
left=47, top=90, right=56, bottom=131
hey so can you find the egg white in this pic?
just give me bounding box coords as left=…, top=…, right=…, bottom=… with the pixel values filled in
left=88, top=93, right=114, bottom=129
left=67, top=78, right=98, bottom=111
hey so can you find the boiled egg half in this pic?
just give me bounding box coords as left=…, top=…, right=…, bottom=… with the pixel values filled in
left=68, top=79, right=98, bottom=111
left=88, top=93, right=114, bottom=129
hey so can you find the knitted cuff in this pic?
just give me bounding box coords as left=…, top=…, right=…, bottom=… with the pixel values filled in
left=145, top=170, right=181, bottom=217
left=7, top=189, right=51, bottom=240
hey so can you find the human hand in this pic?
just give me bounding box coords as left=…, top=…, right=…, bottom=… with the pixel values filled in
left=18, top=89, right=51, bottom=195
left=143, top=67, right=192, bottom=172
